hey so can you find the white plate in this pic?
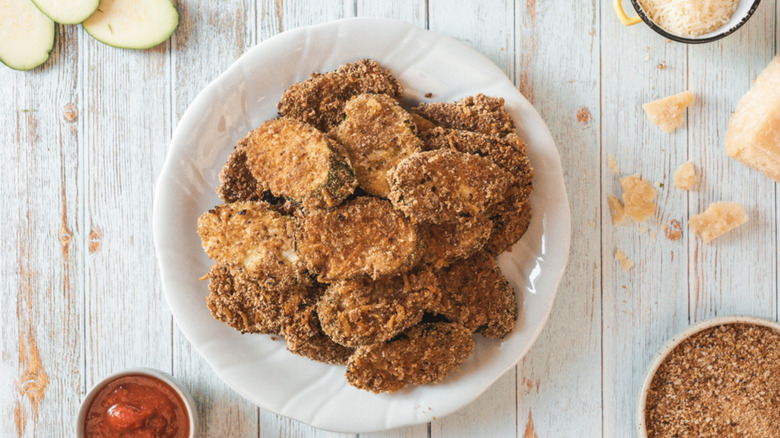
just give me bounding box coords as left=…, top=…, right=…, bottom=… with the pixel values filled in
left=153, top=17, right=571, bottom=434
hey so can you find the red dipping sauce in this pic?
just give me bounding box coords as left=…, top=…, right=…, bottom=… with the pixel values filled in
left=84, top=374, right=190, bottom=438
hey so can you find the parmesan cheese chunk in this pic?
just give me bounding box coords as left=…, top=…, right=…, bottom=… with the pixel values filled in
left=608, top=153, right=620, bottom=175
left=689, top=202, right=748, bottom=243
left=614, top=249, right=635, bottom=272
left=643, top=91, right=695, bottom=133
left=607, top=195, right=626, bottom=225
left=673, top=161, right=696, bottom=190
left=725, top=54, right=780, bottom=183
left=620, top=174, right=657, bottom=222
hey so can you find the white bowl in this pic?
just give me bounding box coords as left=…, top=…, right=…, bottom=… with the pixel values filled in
left=76, top=367, right=198, bottom=437
left=636, top=316, right=780, bottom=437
left=153, top=17, right=571, bottom=433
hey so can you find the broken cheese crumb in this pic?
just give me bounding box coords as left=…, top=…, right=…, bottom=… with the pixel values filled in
left=621, top=174, right=657, bottom=222
left=643, top=90, right=695, bottom=133
left=673, top=161, right=696, bottom=190
left=649, top=230, right=657, bottom=241
left=615, top=249, right=635, bottom=272
left=608, top=154, right=620, bottom=174
left=607, top=195, right=626, bottom=225
left=689, top=202, right=749, bottom=243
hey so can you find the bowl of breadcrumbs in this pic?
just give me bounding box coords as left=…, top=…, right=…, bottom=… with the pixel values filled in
left=637, top=316, right=780, bottom=437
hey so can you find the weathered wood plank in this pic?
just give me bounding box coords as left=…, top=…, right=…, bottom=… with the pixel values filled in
left=170, top=1, right=260, bottom=437
left=600, top=4, right=689, bottom=437
left=687, top=0, right=777, bottom=322
left=81, top=24, right=173, bottom=393
left=513, top=0, right=603, bottom=436
left=427, top=1, right=516, bottom=436
left=0, top=24, right=83, bottom=438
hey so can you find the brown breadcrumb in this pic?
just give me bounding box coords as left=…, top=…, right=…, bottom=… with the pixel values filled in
left=420, top=215, right=493, bottom=268
left=433, top=251, right=517, bottom=338
left=283, top=301, right=354, bottom=365
left=240, top=117, right=357, bottom=209
left=345, top=322, right=474, bottom=393
left=317, top=270, right=440, bottom=347
left=197, top=201, right=306, bottom=283
left=333, top=94, right=422, bottom=196
left=278, top=59, right=403, bottom=133
left=217, top=149, right=262, bottom=202
left=205, top=264, right=314, bottom=335
left=484, top=187, right=533, bottom=255
left=296, top=197, right=420, bottom=282
left=411, top=113, right=436, bottom=133
left=412, top=94, right=516, bottom=138
left=388, top=149, right=511, bottom=224
left=645, top=324, right=780, bottom=438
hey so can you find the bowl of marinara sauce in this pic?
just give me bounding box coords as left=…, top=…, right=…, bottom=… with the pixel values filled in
left=77, top=368, right=198, bottom=438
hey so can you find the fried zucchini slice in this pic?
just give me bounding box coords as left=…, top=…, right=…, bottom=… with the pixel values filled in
left=433, top=251, right=517, bottom=338
left=205, top=264, right=313, bottom=335
left=197, top=201, right=305, bottom=283
left=388, top=149, right=511, bottom=224
left=278, top=59, right=403, bottom=132
left=240, top=118, right=357, bottom=209
left=411, top=94, right=516, bottom=138
left=296, top=197, right=420, bottom=282
left=216, top=149, right=262, bottom=203
left=283, top=301, right=355, bottom=365
left=333, top=94, right=422, bottom=196
left=484, top=186, right=533, bottom=255
left=317, top=270, right=440, bottom=347
left=420, top=215, right=493, bottom=269
left=345, top=322, right=474, bottom=393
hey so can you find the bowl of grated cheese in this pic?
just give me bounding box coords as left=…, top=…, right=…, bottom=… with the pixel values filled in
left=613, top=0, right=762, bottom=43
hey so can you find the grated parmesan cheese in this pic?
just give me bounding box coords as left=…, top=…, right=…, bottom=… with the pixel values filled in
left=636, top=0, right=739, bottom=37
left=689, top=202, right=748, bottom=243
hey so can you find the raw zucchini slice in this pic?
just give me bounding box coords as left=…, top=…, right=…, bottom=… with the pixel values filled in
left=0, top=0, right=55, bottom=71
left=83, top=0, right=178, bottom=50
left=31, top=0, right=99, bottom=24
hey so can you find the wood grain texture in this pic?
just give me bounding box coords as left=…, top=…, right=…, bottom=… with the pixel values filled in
left=170, top=1, right=260, bottom=437
left=600, top=4, right=689, bottom=437
left=514, top=0, right=603, bottom=437
left=0, top=24, right=83, bottom=438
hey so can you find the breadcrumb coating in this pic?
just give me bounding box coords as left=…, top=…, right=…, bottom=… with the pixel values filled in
left=205, top=264, right=314, bottom=335
left=283, top=301, right=355, bottom=365
left=296, top=197, right=420, bottom=281
left=419, top=215, right=493, bottom=269
left=388, top=149, right=511, bottom=224
left=278, top=59, right=403, bottom=133
left=412, top=94, right=516, bottom=138
left=217, top=149, right=262, bottom=203
left=333, top=94, right=422, bottom=196
left=317, top=270, right=440, bottom=347
left=420, top=127, right=534, bottom=254
left=240, top=117, right=357, bottom=209
left=345, top=322, right=474, bottom=393
left=433, top=251, right=517, bottom=338
left=411, top=113, right=436, bottom=133
left=197, top=201, right=306, bottom=283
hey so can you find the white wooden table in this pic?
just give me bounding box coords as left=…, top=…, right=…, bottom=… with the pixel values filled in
left=3, top=1, right=778, bottom=437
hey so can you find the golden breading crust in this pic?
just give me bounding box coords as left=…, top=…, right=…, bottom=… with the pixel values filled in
left=197, top=201, right=306, bottom=283
left=345, top=322, right=474, bottom=393
left=283, top=302, right=355, bottom=365
left=484, top=187, right=533, bottom=255
left=240, top=118, right=357, bottom=209
left=411, top=94, right=516, bottom=138
left=420, top=127, right=535, bottom=254
left=411, top=113, right=436, bottom=133
left=388, top=149, right=511, bottom=224
left=217, top=149, right=262, bottom=203
left=205, top=264, right=314, bottom=335
left=433, top=251, right=517, bottom=338
left=333, top=94, right=422, bottom=196
left=317, top=270, right=440, bottom=347
left=296, top=197, right=420, bottom=282
left=419, top=215, right=493, bottom=269
left=278, top=59, right=403, bottom=133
